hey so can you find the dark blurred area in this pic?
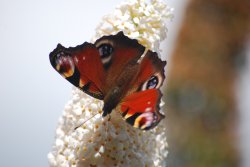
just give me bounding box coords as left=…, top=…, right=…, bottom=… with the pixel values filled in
left=165, top=0, right=250, bottom=167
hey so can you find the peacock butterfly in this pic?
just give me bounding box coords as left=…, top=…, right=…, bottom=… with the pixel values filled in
left=49, top=31, right=166, bottom=130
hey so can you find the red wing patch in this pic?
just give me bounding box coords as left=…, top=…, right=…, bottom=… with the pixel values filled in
left=49, top=43, right=105, bottom=99
left=120, top=89, right=165, bottom=130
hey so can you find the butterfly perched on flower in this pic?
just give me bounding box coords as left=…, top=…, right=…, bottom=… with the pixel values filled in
left=49, top=32, right=166, bottom=130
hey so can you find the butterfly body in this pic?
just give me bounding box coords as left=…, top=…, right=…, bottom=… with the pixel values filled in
left=50, top=32, right=166, bottom=130
left=103, top=60, right=140, bottom=116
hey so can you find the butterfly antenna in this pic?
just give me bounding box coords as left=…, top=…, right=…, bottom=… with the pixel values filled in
left=74, top=112, right=100, bottom=130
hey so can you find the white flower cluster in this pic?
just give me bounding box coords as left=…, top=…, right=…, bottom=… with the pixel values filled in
left=48, top=88, right=168, bottom=167
left=48, top=0, right=173, bottom=167
left=93, top=0, right=173, bottom=52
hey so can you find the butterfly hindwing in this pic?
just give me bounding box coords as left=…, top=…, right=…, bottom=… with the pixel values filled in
left=120, top=51, right=166, bottom=130
left=49, top=43, right=105, bottom=99
left=121, top=89, right=164, bottom=130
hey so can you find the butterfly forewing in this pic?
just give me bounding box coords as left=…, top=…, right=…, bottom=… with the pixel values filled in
left=94, top=32, right=145, bottom=93
left=49, top=43, right=105, bottom=99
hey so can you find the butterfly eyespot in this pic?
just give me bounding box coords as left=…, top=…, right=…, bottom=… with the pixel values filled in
left=142, top=76, right=158, bottom=90
left=54, top=51, right=75, bottom=78
left=98, top=44, right=113, bottom=57
left=98, top=44, right=113, bottom=65
left=153, top=114, right=158, bottom=121
left=56, top=52, right=71, bottom=61
left=146, top=76, right=158, bottom=89
left=141, top=73, right=163, bottom=91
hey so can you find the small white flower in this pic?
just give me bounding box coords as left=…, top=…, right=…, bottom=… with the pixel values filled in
left=49, top=0, right=173, bottom=166
left=93, top=0, right=173, bottom=52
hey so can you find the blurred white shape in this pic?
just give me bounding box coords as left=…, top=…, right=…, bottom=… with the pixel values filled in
left=237, top=39, right=250, bottom=167
left=162, top=0, right=188, bottom=60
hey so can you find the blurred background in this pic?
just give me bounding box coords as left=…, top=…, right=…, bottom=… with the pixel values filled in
left=165, top=0, right=250, bottom=167
left=0, top=0, right=249, bottom=167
